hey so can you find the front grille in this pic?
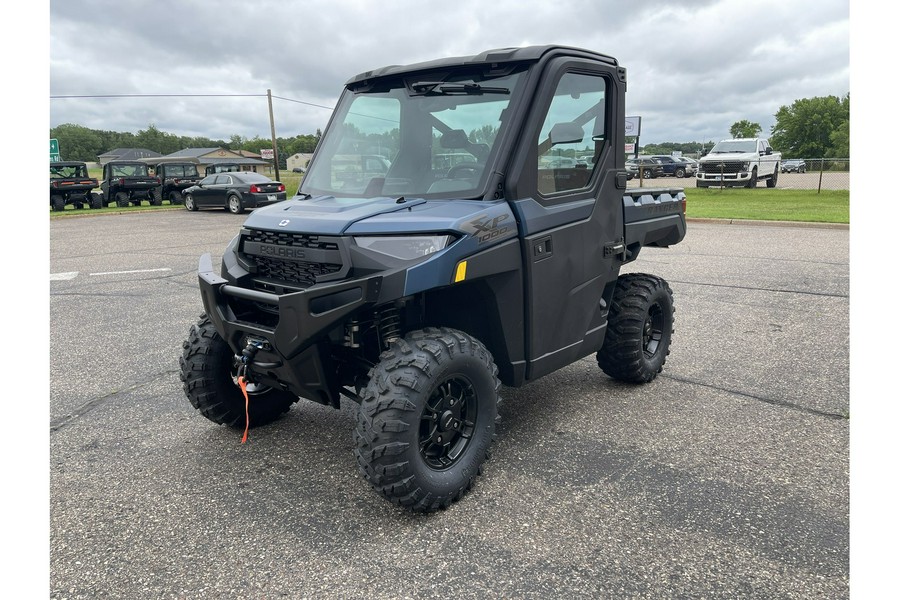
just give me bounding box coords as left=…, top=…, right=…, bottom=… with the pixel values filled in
left=254, top=257, right=342, bottom=287
left=240, top=229, right=344, bottom=289
left=243, top=230, right=339, bottom=250
left=699, top=161, right=743, bottom=174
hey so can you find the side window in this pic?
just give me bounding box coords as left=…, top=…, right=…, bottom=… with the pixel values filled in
left=536, top=72, right=607, bottom=196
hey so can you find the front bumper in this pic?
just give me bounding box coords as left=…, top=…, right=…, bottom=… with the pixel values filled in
left=696, top=171, right=752, bottom=186
left=197, top=253, right=385, bottom=403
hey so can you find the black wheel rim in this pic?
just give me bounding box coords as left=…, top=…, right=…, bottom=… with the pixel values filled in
left=419, top=376, right=477, bottom=470
left=643, top=303, right=664, bottom=357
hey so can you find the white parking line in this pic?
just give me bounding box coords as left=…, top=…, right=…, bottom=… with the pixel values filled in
left=89, top=268, right=172, bottom=277
left=50, top=271, right=79, bottom=281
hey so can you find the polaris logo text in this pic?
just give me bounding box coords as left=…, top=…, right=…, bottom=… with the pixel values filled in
left=258, top=244, right=305, bottom=259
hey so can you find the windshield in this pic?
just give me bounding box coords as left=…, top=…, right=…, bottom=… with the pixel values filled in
left=112, top=164, right=149, bottom=176
left=50, top=164, right=88, bottom=178
left=302, top=67, right=526, bottom=199
left=710, top=140, right=757, bottom=153
left=166, top=164, right=199, bottom=177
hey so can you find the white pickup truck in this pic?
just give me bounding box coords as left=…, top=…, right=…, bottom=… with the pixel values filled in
left=696, top=138, right=781, bottom=188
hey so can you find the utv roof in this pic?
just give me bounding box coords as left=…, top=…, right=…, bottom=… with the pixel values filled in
left=346, top=45, right=619, bottom=86
left=50, top=161, right=88, bottom=167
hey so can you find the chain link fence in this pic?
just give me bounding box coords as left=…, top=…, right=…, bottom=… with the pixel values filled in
left=627, top=158, right=850, bottom=191
left=780, top=159, right=849, bottom=191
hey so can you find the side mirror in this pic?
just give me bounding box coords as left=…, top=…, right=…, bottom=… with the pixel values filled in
left=549, top=122, right=584, bottom=146
left=765, top=148, right=773, bottom=155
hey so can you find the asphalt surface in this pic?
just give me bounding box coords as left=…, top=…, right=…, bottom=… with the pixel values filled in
left=48, top=209, right=849, bottom=599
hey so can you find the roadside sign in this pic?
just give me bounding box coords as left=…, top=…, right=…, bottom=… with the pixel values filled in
left=624, top=116, right=641, bottom=137
left=260, top=148, right=274, bottom=160
left=50, top=138, right=61, bottom=161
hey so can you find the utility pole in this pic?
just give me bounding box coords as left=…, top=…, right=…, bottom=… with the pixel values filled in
left=267, top=89, right=280, bottom=182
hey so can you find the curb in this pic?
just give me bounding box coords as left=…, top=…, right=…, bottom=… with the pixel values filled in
left=686, top=218, right=848, bottom=230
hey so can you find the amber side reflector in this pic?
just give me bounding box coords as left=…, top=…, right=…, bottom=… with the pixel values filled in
left=454, top=261, right=467, bottom=283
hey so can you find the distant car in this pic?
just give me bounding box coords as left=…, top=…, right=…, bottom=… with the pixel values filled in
left=626, top=157, right=664, bottom=179
left=782, top=159, right=807, bottom=173
left=678, top=157, right=699, bottom=176
left=651, top=155, right=692, bottom=178
left=182, top=172, right=287, bottom=214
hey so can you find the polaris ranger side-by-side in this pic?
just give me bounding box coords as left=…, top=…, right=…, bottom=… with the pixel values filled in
left=180, top=46, right=687, bottom=512
left=50, top=161, right=101, bottom=211
left=100, top=161, right=160, bottom=207
left=152, top=161, right=202, bottom=205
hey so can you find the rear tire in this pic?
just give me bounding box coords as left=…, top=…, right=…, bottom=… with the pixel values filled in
left=227, top=194, right=244, bottom=214
left=767, top=168, right=778, bottom=188
left=597, top=273, right=674, bottom=383
left=51, top=195, right=65, bottom=211
left=180, top=314, right=296, bottom=428
left=169, top=190, right=183, bottom=205
left=151, top=187, right=163, bottom=206
left=90, top=192, right=103, bottom=209
left=354, top=328, right=501, bottom=512
left=115, top=192, right=130, bottom=207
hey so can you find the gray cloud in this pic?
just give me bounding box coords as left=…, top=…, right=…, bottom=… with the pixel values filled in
left=49, top=0, right=849, bottom=144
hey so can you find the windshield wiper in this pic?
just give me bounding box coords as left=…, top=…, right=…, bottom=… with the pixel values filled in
left=410, top=82, right=509, bottom=96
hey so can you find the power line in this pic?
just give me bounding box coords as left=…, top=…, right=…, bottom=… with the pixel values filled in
left=50, top=93, right=266, bottom=99
left=50, top=92, right=337, bottom=112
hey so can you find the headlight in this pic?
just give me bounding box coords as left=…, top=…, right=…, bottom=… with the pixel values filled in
left=742, top=162, right=750, bottom=170
left=354, top=235, right=451, bottom=260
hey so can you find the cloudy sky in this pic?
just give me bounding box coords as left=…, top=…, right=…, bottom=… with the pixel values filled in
left=48, top=0, right=849, bottom=146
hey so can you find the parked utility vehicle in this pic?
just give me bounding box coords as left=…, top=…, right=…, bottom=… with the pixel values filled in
left=50, top=161, right=101, bottom=211
left=100, top=161, right=160, bottom=207
left=152, top=161, right=202, bottom=205
left=180, top=45, right=687, bottom=512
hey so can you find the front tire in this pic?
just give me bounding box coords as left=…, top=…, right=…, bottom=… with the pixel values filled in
left=747, top=168, right=758, bottom=188
left=179, top=314, right=297, bottom=428
left=354, top=328, right=501, bottom=512
left=184, top=193, right=198, bottom=211
left=597, top=273, right=675, bottom=383
left=675, top=167, right=685, bottom=178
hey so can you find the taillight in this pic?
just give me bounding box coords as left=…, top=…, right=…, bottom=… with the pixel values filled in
left=277, top=184, right=285, bottom=192
left=51, top=181, right=58, bottom=188
left=156, top=177, right=161, bottom=183
left=119, top=177, right=126, bottom=186
left=249, top=184, right=260, bottom=193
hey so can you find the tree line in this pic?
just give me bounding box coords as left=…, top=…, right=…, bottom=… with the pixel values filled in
left=49, top=123, right=322, bottom=168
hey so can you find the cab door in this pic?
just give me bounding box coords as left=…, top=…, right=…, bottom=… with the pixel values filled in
left=505, top=58, right=626, bottom=381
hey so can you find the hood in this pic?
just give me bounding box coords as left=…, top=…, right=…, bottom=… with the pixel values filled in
left=241, top=195, right=515, bottom=237
left=700, top=151, right=756, bottom=163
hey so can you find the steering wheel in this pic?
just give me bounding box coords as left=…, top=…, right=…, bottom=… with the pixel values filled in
left=446, top=163, right=483, bottom=179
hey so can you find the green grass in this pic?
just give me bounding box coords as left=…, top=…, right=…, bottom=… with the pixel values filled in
left=685, top=188, right=849, bottom=224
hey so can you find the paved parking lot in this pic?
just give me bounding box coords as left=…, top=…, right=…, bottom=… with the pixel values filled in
left=48, top=210, right=849, bottom=598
